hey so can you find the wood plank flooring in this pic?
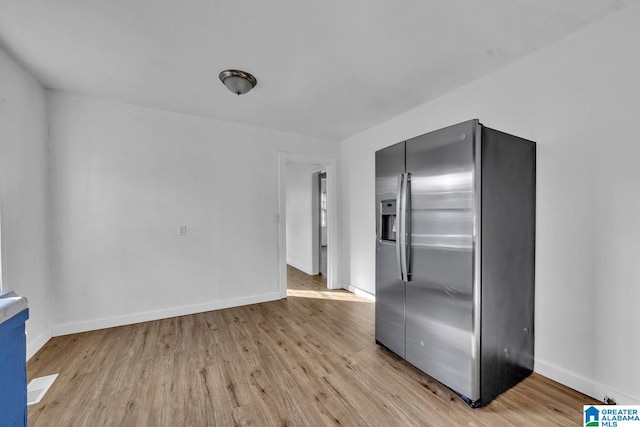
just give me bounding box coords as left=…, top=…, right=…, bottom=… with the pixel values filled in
left=27, top=266, right=597, bottom=426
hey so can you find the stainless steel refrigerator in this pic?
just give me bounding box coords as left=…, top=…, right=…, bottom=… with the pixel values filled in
left=375, top=119, right=535, bottom=407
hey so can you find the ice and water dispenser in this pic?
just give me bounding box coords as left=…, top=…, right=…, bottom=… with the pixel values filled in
left=380, top=199, right=397, bottom=242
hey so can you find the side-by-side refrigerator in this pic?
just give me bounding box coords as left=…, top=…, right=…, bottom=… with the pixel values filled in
left=375, top=119, right=535, bottom=407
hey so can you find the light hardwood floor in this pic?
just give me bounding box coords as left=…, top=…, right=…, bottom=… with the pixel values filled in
left=28, top=266, right=597, bottom=426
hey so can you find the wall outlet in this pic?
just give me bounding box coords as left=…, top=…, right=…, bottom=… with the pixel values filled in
left=179, top=225, right=187, bottom=236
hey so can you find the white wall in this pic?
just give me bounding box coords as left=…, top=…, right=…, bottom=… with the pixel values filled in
left=0, top=47, right=51, bottom=358
left=47, top=91, right=340, bottom=334
left=285, top=163, right=315, bottom=274
left=341, top=6, right=640, bottom=404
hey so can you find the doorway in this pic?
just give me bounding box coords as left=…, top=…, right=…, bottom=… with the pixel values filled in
left=277, top=152, right=338, bottom=298
left=318, top=172, right=327, bottom=278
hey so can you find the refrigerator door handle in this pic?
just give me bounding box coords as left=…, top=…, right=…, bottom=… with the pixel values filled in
left=400, top=173, right=410, bottom=282
left=396, top=174, right=405, bottom=281
left=404, top=173, right=412, bottom=280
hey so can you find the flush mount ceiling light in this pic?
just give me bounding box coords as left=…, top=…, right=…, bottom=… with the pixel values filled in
left=219, top=69, right=257, bottom=95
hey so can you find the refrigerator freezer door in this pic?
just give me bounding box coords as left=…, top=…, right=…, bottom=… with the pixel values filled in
left=375, top=141, right=406, bottom=357
left=404, top=120, right=479, bottom=400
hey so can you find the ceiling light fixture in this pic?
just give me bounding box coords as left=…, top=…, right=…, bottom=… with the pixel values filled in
left=219, top=69, right=257, bottom=95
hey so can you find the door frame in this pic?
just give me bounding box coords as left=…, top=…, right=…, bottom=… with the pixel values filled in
left=277, top=152, right=339, bottom=298
left=310, top=170, right=321, bottom=276
left=315, top=171, right=328, bottom=277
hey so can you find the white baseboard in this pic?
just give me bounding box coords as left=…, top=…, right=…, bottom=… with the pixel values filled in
left=345, top=283, right=375, bottom=302
left=286, top=260, right=314, bottom=276
left=535, top=358, right=640, bottom=405
left=51, top=292, right=282, bottom=337
left=27, top=329, right=52, bottom=361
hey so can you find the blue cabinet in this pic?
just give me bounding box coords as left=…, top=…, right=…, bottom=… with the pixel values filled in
left=0, top=291, right=29, bottom=427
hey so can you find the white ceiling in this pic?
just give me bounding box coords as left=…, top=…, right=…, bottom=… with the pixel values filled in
left=0, top=0, right=632, bottom=140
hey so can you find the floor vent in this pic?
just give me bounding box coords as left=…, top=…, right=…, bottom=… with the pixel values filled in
left=27, top=373, right=58, bottom=406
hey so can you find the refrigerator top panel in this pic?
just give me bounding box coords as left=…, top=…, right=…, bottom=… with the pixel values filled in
left=406, top=120, right=477, bottom=252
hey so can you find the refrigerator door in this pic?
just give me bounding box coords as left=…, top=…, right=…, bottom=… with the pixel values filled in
left=404, top=120, right=479, bottom=400
left=375, top=141, right=406, bottom=357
